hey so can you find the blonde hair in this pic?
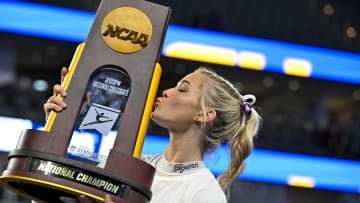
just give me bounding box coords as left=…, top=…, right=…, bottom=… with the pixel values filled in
left=195, top=66, right=261, bottom=198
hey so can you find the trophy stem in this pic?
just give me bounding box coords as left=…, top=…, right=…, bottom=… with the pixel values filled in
left=44, top=43, right=85, bottom=132
left=133, top=63, right=161, bottom=158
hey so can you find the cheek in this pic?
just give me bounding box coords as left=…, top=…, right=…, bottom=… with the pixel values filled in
left=171, top=97, right=199, bottom=116
left=151, top=98, right=200, bottom=124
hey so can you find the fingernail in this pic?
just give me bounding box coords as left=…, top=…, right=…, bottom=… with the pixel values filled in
left=78, top=195, right=86, bottom=199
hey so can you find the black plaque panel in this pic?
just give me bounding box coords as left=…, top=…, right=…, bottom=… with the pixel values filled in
left=29, top=158, right=127, bottom=197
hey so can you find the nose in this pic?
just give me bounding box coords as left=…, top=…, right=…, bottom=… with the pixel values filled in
left=162, top=88, right=170, bottom=98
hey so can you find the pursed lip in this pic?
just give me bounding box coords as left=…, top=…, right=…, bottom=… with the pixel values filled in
left=154, top=98, right=161, bottom=108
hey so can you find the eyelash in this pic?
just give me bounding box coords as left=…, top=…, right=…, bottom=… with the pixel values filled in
left=177, top=88, right=187, bottom=92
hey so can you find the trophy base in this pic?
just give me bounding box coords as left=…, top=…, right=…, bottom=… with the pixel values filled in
left=0, top=175, right=109, bottom=203
left=0, top=129, right=155, bottom=203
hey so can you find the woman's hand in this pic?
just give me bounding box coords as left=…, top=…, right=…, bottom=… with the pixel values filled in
left=43, top=67, right=91, bottom=121
left=44, top=67, right=68, bottom=121
left=77, top=194, right=112, bottom=203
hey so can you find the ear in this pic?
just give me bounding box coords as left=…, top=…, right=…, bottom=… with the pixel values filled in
left=194, top=108, right=216, bottom=123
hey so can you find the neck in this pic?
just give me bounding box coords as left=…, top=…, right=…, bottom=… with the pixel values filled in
left=164, top=127, right=204, bottom=163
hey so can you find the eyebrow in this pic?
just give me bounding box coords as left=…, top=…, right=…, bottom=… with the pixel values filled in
left=177, top=80, right=191, bottom=86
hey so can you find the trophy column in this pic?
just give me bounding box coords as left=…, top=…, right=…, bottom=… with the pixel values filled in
left=0, top=0, right=171, bottom=202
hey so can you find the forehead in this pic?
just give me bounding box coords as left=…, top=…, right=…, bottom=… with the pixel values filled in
left=179, top=72, right=206, bottom=86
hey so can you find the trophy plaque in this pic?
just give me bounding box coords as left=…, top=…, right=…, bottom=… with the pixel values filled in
left=0, top=0, right=171, bottom=202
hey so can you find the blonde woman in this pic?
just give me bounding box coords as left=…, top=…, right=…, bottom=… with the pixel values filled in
left=44, top=66, right=262, bottom=203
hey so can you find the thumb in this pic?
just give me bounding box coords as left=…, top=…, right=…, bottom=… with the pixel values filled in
left=104, top=194, right=111, bottom=203
left=61, top=67, right=68, bottom=85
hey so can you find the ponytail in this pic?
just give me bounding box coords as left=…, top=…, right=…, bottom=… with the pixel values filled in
left=195, top=66, right=262, bottom=199
left=217, top=108, right=261, bottom=196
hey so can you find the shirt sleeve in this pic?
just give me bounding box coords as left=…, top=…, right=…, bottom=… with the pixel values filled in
left=140, top=154, right=162, bottom=167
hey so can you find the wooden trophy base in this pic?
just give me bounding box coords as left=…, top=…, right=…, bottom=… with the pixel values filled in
left=0, top=129, right=155, bottom=203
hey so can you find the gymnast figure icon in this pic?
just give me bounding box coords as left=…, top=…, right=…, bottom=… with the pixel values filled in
left=83, top=108, right=113, bottom=126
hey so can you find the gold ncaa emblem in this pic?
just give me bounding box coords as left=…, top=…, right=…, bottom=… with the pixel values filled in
left=101, top=7, right=152, bottom=53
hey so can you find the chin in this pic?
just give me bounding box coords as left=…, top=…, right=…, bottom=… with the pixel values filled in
left=150, top=111, right=168, bottom=128
left=150, top=111, right=160, bottom=123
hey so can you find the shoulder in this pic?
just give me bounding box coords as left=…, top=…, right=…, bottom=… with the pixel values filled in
left=191, top=169, right=227, bottom=203
left=140, top=154, right=162, bottom=167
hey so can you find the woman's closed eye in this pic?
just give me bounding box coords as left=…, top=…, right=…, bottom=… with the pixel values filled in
left=177, top=88, right=187, bottom=92
left=177, top=84, right=189, bottom=92
left=176, top=80, right=191, bottom=92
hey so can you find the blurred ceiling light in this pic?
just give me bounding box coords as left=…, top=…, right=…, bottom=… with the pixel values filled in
left=353, top=89, right=360, bottom=100
left=33, top=79, right=48, bottom=92
left=283, top=58, right=312, bottom=78
left=287, top=175, right=315, bottom=188
left=0, top=116, right=32, bottom=152
left=289, top=80, right=300, bottom=91
left=164, top=42, right=237, bottom=66
left=18, top=77, right=32, bottom=90
left=346, top=26, right=357, bottom=39
left=263, top=76, right=274, bottom=88
left=237, top=51, right=266, bottom=71
left=323, top=3, right=334, bottom=16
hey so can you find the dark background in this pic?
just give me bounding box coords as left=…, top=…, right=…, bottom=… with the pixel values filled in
left=0, top=0, right=360, bottom=202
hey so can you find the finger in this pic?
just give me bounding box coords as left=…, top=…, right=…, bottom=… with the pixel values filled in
left=61, top=67, right=68, bottom=85
left=53, top=84, right=67, bottom=97
left=44, top=102, right=64, bottom=113
left=104, top=194, right=111, bottom=203
left=85, top=92, right=91, bottom=104
left=47, top=96, right=67, bottom=108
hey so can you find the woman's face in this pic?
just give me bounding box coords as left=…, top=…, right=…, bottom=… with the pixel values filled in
left=151, top=72, right=205, bottom=130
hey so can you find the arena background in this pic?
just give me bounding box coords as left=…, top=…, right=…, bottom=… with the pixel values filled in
left=0, top=0, right=360, bottom=202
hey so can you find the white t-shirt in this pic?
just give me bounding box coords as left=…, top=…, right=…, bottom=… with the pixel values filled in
left=142, top=154, right=227, bottom=203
